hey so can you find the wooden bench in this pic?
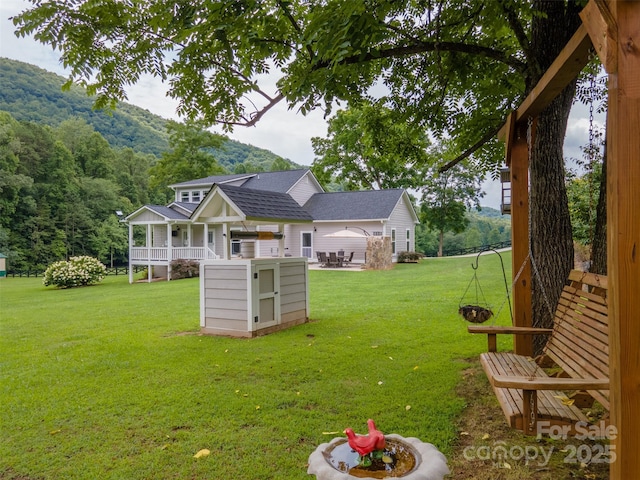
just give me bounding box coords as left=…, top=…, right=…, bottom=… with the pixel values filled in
left=468, top=270, right=609, bottom=435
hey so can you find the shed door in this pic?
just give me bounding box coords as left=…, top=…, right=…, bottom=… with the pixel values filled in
left=254, top=264, right=280, bottom=328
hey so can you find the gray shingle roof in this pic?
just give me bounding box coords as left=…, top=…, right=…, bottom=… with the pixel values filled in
left=241, top=169, right=309, bottom=193
left=170, top=202, right=198, bottom=215
left=218, top=184, right=313, bottom=222
left=170, top=173, right=254, bottom=188
left=171, top=169, right=309, bottom=193
left=303, top=189, right=405, bottom=221
left=145, top=205, right=190, bottom=220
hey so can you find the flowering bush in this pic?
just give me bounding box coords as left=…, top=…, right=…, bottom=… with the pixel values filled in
left=43, top=256, right=107, bottom=288
left=170, top=259, right=200, bottom=280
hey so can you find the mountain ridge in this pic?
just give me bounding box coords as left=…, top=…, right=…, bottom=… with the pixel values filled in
left=0, top=57, right=298, bottom=169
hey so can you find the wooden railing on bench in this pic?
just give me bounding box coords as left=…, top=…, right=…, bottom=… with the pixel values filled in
left=469, top=270, right=609, bottom=436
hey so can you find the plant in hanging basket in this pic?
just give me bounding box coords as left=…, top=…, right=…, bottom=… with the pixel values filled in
left=458, top=305, right=493, bottom=323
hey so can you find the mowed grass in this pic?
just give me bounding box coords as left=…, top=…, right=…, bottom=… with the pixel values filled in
left=0, top=253, right=513, bottom=479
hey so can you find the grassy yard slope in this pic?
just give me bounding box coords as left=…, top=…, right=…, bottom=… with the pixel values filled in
left=0, top=255, right=514, bottom=479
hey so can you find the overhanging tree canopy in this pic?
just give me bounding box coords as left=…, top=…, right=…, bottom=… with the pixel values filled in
left=13, top=0, right=586, bottom=333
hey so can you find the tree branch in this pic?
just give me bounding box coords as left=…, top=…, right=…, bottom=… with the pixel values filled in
left=276, top=0, right=314, bottom=60
left=497, top=0, right=532, bottom=62
left=217, top=93, right=285, bottom=127
left=438, top=120, right=505, bottom=172
left=312, top=40, right=527, bottom=74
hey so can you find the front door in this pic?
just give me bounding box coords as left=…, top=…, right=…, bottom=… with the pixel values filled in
left=254, top=264, right=280, bottom=329
left=301, top=231, right=313, bottom=259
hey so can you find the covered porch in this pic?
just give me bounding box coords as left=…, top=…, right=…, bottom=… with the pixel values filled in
left=127, top=221, right=219, bottom=283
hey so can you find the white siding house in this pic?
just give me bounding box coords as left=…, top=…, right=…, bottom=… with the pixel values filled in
left=124, top=169, right=419, bottom=281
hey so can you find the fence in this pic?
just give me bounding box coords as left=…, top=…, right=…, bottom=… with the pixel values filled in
left=425, top=240, right=512, bottom=258
left=4, top=265, right=146, bottom=278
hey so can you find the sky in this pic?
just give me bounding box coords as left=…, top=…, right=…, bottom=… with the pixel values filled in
left=1, top=0, right=604, bottom=210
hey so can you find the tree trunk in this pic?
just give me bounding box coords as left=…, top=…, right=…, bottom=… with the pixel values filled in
left=438, top=230, right=443, bottom=257
left=528, top=1, right=582, bottom=355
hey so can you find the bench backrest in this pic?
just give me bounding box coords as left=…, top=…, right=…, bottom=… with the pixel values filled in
left=543, top=270, right=609, bottom=409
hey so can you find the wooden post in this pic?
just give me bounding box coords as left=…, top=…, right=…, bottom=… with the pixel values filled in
left=604, top=1, right=640, bottom=478
left=506, top=116, right=533, bottom=357
left=494, top=2, right=640, bottom=474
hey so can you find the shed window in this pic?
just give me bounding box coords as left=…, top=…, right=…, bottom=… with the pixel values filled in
left=406, top=229, right=411, bottom=251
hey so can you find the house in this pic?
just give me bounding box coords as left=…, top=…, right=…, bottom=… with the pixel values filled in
left=124, top=169, right=418, bottom=282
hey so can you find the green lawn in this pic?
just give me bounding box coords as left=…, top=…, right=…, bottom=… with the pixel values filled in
left=0, top=254, right=513, bottom=479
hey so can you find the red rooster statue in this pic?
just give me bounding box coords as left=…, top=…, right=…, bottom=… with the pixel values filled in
left=344, top=419, right=386, bottom=456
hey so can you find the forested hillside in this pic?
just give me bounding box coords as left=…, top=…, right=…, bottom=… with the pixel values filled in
left=0, top=58, right=295, bottom=169
left=0, top=59, right=303, bottom=271
left=0, top=57, right=509, bottom=271
left=0, top=58, right=169, bottom=156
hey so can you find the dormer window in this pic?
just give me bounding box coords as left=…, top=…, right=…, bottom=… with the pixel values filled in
left=181, top=191, right=190, bottom=202
left=192, top=191, right=201, bottom=203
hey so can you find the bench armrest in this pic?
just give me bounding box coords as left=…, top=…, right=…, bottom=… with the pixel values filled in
left=469, top=326, right=554, bottom=352
left=491, top=375, right=609, bottom=391
left=468, top=326, right=554, bottom=335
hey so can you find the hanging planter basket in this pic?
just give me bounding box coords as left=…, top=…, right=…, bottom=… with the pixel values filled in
left=458, top=304, right=493, bottom=323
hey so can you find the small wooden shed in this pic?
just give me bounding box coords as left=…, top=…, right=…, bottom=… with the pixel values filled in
left=191, top=183, right=313, bottom=337
left=0, top=253, right=6, bottom=278
left=200, top=257, right=308, bottom=337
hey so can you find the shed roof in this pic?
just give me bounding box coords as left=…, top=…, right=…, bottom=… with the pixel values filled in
left=217, top=184, right=313, bottom=222
left=191, top=183, right=313, bottom=224
left=303, top=189, right=412, bottom=221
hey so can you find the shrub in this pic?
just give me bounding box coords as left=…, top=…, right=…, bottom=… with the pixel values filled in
left=170, top=259, right=200, bottom=280
left=397, top=251, right=423, bottom=263
left=43, top=256, right=107, bottom=288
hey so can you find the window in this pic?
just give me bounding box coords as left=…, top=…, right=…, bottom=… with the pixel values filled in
left=192, top=191, right=201, bottom=203
left=406, top=229, right=411, bottom=251
left=181, top=191, right=190, bottom=202
left=230, top=229, right=241, bottom=255
left=391, top=229, right=396, bottom=254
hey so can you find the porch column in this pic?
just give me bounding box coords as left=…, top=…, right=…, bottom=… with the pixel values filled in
left=147, top=224, right=152, bottom=282
left=279, top=223, right=285, bottom=257
left=128, top=223, right=133, bottom=284
left=167, top=224, right=172, bottom=281
left=204, top=223, right=209, bottom=259
left=223, top=223, right=230, bottom=260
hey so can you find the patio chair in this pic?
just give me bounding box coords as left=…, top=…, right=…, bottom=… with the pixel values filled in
left=328, top=252, right=342, bottom=268
left=342, top=251, right=354, bottom=266
left=318, top=252, right=329, bottom=267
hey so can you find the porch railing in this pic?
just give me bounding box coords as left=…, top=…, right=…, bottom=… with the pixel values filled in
left=130, top=247, right=218, bottom=262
